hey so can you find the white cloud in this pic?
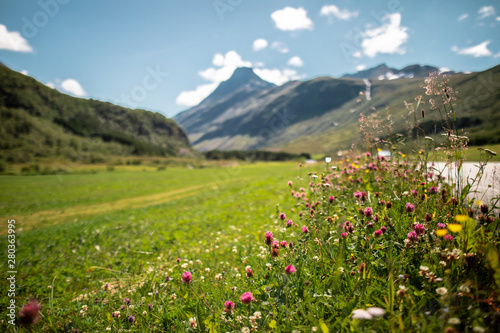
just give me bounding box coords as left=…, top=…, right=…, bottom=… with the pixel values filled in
left=60, top=79, right=86, bottom=97
left=458, top=13, right=468, bottom=21
left=320, top=5, right=358, bottom=20
left=0, top=24, right=33, bottom=53
left=253, top=39, right=268, bottom=52
left=361, top=13, right=408, bottom=58
left=254, top=68, right=304, bottom=85
left=271, top=41, right=289, bottom=53
left=46, top=82, right=55, bottom=89
left=287, top=56, right=304, bottom=67
left=198, top=50, right=252, bottom=82
left=356, top=64, right=366, bottom=71
left=271, top=7, right=313, bottom=31
left=496, top=16, right=500, bottom=21
left=175, top=82, right=219, bottom=107
left=453, top=41, right=492, bottom=57
left=495, top=51, right=500, bottom=58
left=352, top=51, right=362, bottom=58
left=478, top=6, right=495, bottom=19
left=212, top=53, right=225, bottom=66
left=20, top=69, right=28, bottom=75
left=176, top=50, right=252, bottom=106
left=439, top=67, right=451, bottom=73
left=254, top=61, right=266, bottom=68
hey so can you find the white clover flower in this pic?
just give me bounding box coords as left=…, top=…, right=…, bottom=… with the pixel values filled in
left=352, top=307, right=386, bottom=320
left=459, top=284, right=470, bottom=293
left=436, top=287, right=448, bottom=296
left=448, top=317, right=460, bottom=325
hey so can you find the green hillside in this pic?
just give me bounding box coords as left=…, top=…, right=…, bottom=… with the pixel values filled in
left=0, top=64, right=191, bottom=165
left=276, top=65, right=500, bottom=154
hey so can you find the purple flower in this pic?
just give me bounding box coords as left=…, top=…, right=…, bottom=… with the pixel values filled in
left=286, top=220, right=293, bottom=228
left=18, top=299, right=41, bottom=326
left=279, top=213, right=286, bottom=220
left=405, top=202, right=415, bottom=213
left=380, top=226, right=387, bottom=234
left=341, top=232, right=348, bottom=238
left=364, top=207, right=373, bottom=218
left=240, top=292, right=253, bottom=304
left=407, top=231, right=418, bottom=242
left=224, top=300, right=235, bottom=313
left=123, top=298, right=131, bottom=306
left=288, top=181, right=292, bottom=187
left=414, top=223, right=425, bottom=235
left=148, top=303, right=153, bottom=311
left=264, top=231, right=273, bottom=245
left=374, top=230, right=383, bottom=238
left=429, top=186, right=438, bottom=194
left=329, top=196, right=335, bottom=203
left=302, top=226, right=309, bottom=234
left=285, top=265, right=296, bottom=275
left=181, top=272, right=192, bottom=284
left=354, top=191, right=362, bottom=199
left=280, top=240, right=288, bottom=248
left=444, top=234, right=453, bottom=241
left=128, top=315, right=135, bottom=323
left=437, top=223, right=446, bottom=229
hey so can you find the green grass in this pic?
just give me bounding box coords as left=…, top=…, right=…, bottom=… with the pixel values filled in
left=1, top=154, right=499, bottom=332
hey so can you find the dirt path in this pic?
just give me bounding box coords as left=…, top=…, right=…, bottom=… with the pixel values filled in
left=1, top=183, right=214, bottom=234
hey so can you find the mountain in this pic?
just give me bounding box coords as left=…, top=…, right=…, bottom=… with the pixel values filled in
left=341, top=63, right=461, bottom=80
left=0, top=64, right=191, bottom=164
left=175, top=64, right=500, bottom=154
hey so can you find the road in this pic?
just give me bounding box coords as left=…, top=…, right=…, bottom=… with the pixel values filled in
left=430, top=162, right=500, bottom=207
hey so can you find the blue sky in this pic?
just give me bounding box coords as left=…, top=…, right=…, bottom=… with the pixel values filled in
left=1, top=0, right=499, bottom=118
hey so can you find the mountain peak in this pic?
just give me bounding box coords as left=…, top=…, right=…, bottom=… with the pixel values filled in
left=199, top=67, right=275, bottom=105
left=342, top=63, right=444, bottom=80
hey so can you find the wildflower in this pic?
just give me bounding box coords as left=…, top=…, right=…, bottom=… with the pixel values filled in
left=246, top=268, right=254, bottom=278
left=341, top=232, right=348, bottom=238
left=374, top=229, right=383, bottom=237
left=364, top=207, right=373, bottom=218
left=329, top=196, right=334, bottom=203
left=386, top=201, right=393, bottom=209
left=352, top=307, right=386, bottom=320
left=285, top=265, right=296, bottom=275
left=142, top=311, right=147, bottom=315
left=254, top=311, right=262, bottom=319
left=473, top=327, right=486, bottom=333
left=436, top=287, right=448, bottom=296
left=242, top=327, right=251, bottom=333
left=280, top=240, right=288, bottom=248
left=448, top=318, right=460, bottom=325
left=279, top=213, right=286, bottom=220
left=447, top=224, right=462, bottom=233
left=240, top=292, right=253, bottom=304
left=407, top=231, right=418, bottom=242
left=380, top=226, right=387, bottom=233
left=224, top=300, right=235, bottom=313
left=444, top=234, right=453, bottom=241
left=148, top=303, right=153, bottom=310
left=414, top=223, right=425, bottom=235
left=354, top=191, right=362, bottom=199
left=435, top=229, right=447, bottom=237
left=459, top=284, right=470, bottom=293
left=454, top=214, right=467, bottom=223
left=128, top=315, right=135, bottom=323
left=286, top=219, right=293, bottom=227
left=264, top=231, right=273, bottom=245
left=358, top=262, right=367, bottom=273
left=437, top=223, right=446, bottom=229
left=288, top=181, right=292, bottom=187
left=480, top=204, right=489, bottom=214
left=189, top=317, right=197, bottom=328
left=112, top=311, right=121, bottom=318
left=123, top=298, right=131, bottom=306
left=425, top=213, right=433, bottom=221
left=397, top=285, right=407, bottom=297
left=181, top=272, right=192, bottom=284
left=405, top=202, right=415, bottom=213
left=302, top=226, right=309, bottom=234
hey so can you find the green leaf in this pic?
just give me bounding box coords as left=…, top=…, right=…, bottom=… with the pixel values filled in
left=319, top=319, right=330, bottom=333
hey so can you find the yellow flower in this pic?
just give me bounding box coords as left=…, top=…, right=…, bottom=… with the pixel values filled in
left=402, top=154, right=406, bottom=158
left=454, top=215, right=467, bottom=223
left=377, top=148, right=381, bottom=152
left=435, top=229, right=447, bottom=237
left=447, top=224, right=463, bottom=233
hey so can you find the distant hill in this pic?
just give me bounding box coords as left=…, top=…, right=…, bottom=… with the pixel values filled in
left=0, top=63, right=191, bottom=164
left=174, top=64, right=500, bottom=154
left=342, top=63, right=464, bottom=80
